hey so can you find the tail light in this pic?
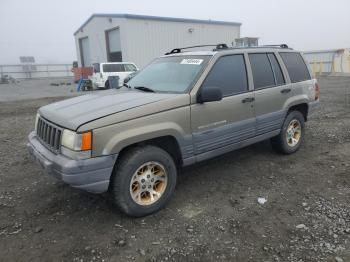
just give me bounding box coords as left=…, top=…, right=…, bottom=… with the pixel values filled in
left=314, top=82, right=320, bottom=101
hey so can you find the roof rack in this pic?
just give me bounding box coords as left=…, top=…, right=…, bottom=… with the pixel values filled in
left=214, top=44, right=292, bottom=51
left=165, top=43, right=291, bottom=55
left=165, top=43, right=228, bottom=55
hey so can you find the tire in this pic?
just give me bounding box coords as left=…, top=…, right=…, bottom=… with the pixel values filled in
left=270, top=110, right=305, bottom=154
left=111, top=145, right=177, bottom=217
left=104, top=81, right=110, bottom=89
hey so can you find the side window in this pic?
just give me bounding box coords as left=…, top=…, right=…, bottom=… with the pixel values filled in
left=201, top=54, right=248, bottom=97
left=249, top=53, right=275, bottom=89
left=124, top=64, right=137, bottom=72
left=103, top=64, right=125, bottom=72
left=268, top=53, right=285, bottom=86
left=279, top=52, right=311, bottom=83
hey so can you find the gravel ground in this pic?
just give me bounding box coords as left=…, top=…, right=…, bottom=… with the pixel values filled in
left=0, top=76, right=349, bottom=262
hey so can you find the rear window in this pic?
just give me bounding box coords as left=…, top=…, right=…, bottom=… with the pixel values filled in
left=279, top=52, right=311, bottom=83
left=102, top=64, right=125, bottom=72
left=92, top=63, right=100, bottom=73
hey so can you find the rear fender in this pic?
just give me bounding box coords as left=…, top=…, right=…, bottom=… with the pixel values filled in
left=283, top=94, right=309, bottom=111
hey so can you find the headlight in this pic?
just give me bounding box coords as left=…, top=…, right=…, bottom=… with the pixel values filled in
left=61, top=129, right=92, bottom=151
left=35, top=113, right=39, bottom=131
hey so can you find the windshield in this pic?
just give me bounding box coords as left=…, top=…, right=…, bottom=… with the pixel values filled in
left=127, top=55, right=210, bottom=93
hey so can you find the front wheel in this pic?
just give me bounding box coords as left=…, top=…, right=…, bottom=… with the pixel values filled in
left=111, top=146, right=177, bottom=217
left=270, top=111, right=305, bottom=154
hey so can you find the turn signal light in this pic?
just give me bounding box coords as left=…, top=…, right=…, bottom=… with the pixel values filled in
left=81, top=131, right=92, bottom=151
left=315, top=82, right=320, bottom=101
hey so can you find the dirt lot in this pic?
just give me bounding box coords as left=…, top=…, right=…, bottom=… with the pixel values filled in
left=0, top=76, right=349, bottom=262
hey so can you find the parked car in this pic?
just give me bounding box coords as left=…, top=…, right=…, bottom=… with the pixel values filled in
left=27, top=44, right=319, bottom=217
left=91, top=62, right=138, bottom=89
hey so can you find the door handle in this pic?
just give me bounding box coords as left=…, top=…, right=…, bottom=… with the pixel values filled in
left=242, top=97, right=255, bottom=103
left=281, top=88, right=291, bottom=94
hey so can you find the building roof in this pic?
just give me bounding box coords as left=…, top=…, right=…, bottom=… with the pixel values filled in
left=74, top=13, right=241, bottom=35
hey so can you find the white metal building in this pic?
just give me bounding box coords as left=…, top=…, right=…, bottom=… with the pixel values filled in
left=74, top=14, right=241, bottom=68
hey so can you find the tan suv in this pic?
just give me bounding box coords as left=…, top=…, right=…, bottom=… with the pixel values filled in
left=27, top=44, right=319, bottom=217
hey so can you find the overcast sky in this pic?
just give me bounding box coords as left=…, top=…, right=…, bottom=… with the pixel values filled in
left=0, top=0, right=349, bottom=64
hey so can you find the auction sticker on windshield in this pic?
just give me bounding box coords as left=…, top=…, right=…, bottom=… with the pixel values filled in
left=180, top=59, right=203, bottom=65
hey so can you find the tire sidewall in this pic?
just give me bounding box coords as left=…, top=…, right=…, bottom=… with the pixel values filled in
left=280, top=111, right=305, bottom=154
left=113, top=147, right=177, bottom=217
left=104, top=81, right=110, bottom=89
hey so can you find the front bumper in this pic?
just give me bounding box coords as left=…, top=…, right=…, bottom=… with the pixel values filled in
left=27, top=131, right=118, bottom=193
left=92, top=80, right=105, bottom=88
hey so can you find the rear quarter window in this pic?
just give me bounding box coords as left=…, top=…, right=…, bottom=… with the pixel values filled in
left=124, top=64, right=137, bottom=71
left=279, top=52, right=311, bottom=83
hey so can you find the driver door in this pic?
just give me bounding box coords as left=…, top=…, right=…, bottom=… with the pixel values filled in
left=191, top=54, right=255, bottom=155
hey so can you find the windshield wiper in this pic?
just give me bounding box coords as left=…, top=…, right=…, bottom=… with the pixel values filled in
left=134, top=86, right=155, bottom=93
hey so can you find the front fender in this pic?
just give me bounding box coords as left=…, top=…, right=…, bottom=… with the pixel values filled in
left=102, top=122, right=185, bottom=155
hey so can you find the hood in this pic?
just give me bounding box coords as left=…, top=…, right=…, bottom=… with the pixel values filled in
left=39, top=89, right=180, bottom=130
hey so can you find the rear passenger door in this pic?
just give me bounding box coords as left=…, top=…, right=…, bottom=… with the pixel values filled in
left=249, top=53, right=290, bottom=136
left=191, top=54, right=256, bottom=155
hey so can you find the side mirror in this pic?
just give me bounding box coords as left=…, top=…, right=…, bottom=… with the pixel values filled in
left=123, top=76, right=131, bottom=84
left=124, top=71, right=138, bottom=83
left=198, top=86, right=222, bottom=103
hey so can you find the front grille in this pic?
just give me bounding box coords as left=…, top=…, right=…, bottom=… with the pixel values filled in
left=36, top=117, right=62, bottom=152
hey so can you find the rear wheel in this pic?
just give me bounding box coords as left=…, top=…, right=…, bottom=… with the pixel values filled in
left=104, top=81, right=110, bottom=89
left=271, top=111, right=305, bottom=154
left=111, top=146, right=177, bottom=217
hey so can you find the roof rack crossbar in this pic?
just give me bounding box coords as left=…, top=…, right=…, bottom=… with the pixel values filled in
left=259, top=44, right=289, bottom=49
left=165, top=43, right=228, bottom=55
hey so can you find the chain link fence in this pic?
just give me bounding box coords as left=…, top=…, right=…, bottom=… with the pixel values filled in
left=0, top=64, right=73, bottom=79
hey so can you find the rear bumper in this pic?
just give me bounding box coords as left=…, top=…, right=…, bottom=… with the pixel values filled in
left=27, top=131, right=117, bottom=193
